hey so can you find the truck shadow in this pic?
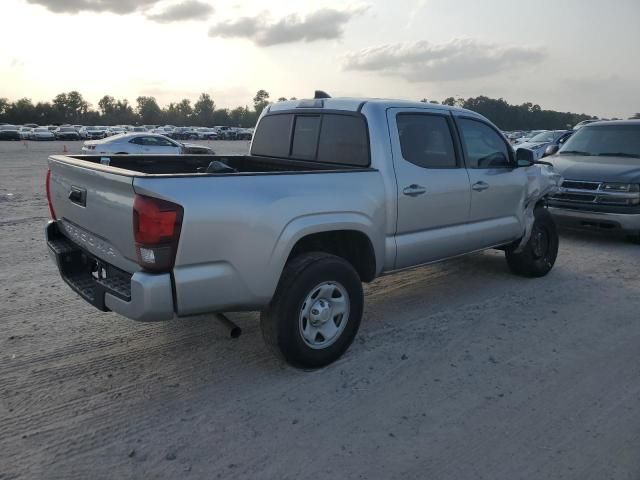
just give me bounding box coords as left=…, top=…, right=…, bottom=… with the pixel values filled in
left=558, top=226, right=636, bottom=246
left=144, top=227, right=636, bottom=379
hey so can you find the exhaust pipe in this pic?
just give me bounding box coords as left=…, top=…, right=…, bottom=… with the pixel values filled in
left=216, top=313, right=242, bottom=339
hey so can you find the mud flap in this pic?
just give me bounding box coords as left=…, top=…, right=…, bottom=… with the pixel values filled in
left=515, top=165, right=563, bottom=253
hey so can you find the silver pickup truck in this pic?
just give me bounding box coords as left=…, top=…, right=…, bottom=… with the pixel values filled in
left=46, top=94, right=560, bottom=368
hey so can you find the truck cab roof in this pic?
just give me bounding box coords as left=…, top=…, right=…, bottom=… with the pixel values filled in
left=268, top=97, right=475, bottom=116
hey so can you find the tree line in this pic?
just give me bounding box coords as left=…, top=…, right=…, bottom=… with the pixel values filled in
left=0, top=89, right=635, bottom=130
left=424, top=97, right=637, bottom=130
left=428, top=96, right=604, bottom=130
left=0, top=89, right=274, bottom=128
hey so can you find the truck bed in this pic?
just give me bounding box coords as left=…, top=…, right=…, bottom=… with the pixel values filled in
left=57, top=154, right=367, bottom=176
left=47, top=149, right=385, bottom=317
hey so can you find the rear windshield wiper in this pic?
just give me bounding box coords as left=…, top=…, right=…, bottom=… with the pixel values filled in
left=559, top=150, right=592, bottom=156
left=597, top=152, right=640, bottom=158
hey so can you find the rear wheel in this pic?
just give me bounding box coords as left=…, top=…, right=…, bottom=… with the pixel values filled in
left=505, top=207, right=559, bottom=277
left=260, top=252, right=363, bottom=369
left=627, top=233, right=640, bottom=245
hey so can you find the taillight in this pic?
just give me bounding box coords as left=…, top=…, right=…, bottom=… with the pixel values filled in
left=46, top=168, right=57, bottom=220
left=133, top=194, right=183, bottom=272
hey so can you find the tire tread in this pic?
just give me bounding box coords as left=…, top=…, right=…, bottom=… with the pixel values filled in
left=260, top=252, right=363, bottom=368
left=505, top=207, right=559, bottom=278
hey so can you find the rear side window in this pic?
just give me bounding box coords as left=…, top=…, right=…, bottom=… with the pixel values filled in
left=251, top=112, right=370, bottom=166
left=141, top=136, right=175, bottom=147
left=291, top=116, right=320, bottom=159
left=458, top=118, right=512, bottom=168
left=397, top=114, right=457, bottom=168
left=251, top=114, right=293, bottom=158
left=317, top=115, right=369, bottom=166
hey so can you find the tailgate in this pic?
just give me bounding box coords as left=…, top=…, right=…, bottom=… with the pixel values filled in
left=48, top=157, right=140, bottom=273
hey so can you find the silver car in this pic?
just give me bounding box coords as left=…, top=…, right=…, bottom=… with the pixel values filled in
left=81, top=132, right=214, bottom=155
left=106, top=126, right=126, bottom=136
left=19, top=127, right=34, bottom=139
left=31, top=127, right=55, bottom=141
left=79, top=126, right=108, bottom=140
left=516, top=130, right=573, bottom=160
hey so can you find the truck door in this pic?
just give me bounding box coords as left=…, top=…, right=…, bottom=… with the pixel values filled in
left=388, top=108, right=472, bottom=269
left=453, top=115, right=528, bottom=248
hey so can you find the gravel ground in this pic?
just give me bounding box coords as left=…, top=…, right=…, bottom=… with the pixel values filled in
left=1, top=140, right=639, bottom=480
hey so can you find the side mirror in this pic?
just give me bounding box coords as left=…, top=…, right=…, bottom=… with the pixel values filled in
left=543, top=144, right=560, bottom=158
left=515, top=148, right=535, bottom=167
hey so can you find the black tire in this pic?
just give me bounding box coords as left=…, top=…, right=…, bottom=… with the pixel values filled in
left=627, top=233, right=640, bottom=245
left=505, top=207, right=559, bottom=277
left=261, top=252, right=364, bottom=369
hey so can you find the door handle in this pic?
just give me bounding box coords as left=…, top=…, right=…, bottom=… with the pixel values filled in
left=68, top=186, right=86, bottom=206
left=472, top=181, right=490, bottom=192
left=403, top=184, right=427, bottom=197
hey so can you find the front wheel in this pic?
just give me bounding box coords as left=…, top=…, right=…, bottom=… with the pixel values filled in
left=260, top=252, right=363, bottom=369
left=505, top=207, right=559, bottom=277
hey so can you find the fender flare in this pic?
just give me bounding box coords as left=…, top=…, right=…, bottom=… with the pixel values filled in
left=267, top=212, right=384, bottom=288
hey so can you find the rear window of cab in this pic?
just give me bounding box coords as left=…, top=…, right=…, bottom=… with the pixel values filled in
left=251, top=113, right=370, bottom=167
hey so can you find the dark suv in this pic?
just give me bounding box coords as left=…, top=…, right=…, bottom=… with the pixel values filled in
left=547, top=120, right=640, bottom=241
left=54, top=126, right=81, bottom=140
left=171, top=127, right=199, bottom=140
left=0, top=125, right=21, bottom=140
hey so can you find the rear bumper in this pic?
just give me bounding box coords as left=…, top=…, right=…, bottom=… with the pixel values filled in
left=46, top=221, right=175, bottom=322
left=549, top=207, right=640, bottom=233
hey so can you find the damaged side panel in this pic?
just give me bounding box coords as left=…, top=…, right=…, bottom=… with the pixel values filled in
left=516, top=165, right=563, bottom=252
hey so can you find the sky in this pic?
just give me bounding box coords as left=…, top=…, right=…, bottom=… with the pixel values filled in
left=1, top=0, right=638, bottom=118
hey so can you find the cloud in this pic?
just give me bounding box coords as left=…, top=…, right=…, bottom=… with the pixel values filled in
left=343, top=39, right=546, bottom=82
left=10, top=58, right=25, bottom=68
left=208, top=5, right=369, bottom=46
left=146, top=0, right=213, bottom=23
left=26, top=0, right=160, bottom=14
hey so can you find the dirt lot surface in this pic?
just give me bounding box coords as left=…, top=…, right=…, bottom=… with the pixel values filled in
left=1, top=140, right=639, bottom=480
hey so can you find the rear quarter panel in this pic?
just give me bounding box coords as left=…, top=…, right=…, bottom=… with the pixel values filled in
left=133, top=170, right=387, bottom=314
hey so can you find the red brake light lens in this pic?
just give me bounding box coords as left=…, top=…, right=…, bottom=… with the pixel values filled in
left=134, top=196, right=179, bottom=244
left=133, top=194, right=183, bottom=271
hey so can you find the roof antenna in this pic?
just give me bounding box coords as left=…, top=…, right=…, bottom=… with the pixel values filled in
left=314, top=90, right=331, bottom=99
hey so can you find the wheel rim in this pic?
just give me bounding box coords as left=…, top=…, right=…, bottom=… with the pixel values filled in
left=531, top=225, right=550, bottom=259
left=298, top=281, right=350, bottom=349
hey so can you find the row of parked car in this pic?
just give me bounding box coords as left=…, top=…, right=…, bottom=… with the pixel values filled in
left=501, top=121, right=607, bottom=159
left=0, top=123, right=254, bottom=141
left=503, top=130, right=575, bottom=160
left=139, top=125, right=254, bottom=141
